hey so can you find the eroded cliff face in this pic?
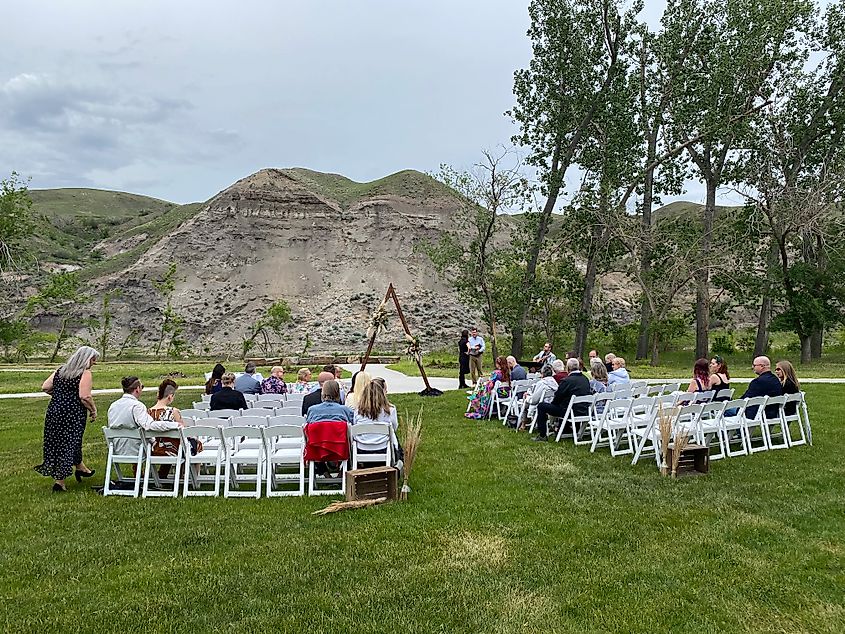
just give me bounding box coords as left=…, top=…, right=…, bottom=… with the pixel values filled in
left=89, top=168, right=479, bottom=356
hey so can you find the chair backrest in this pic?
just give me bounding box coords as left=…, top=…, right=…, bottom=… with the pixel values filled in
left=743, top=396, right=768, bottom=419
left=210, top=408, right=240, bottom=419
left=567, top=394, right=594, bottom=419
left=630, top=396, right=655, bottom=416
left=699, top=401, right=725, bottom=419
left=631, top=380, right=648, bottom=389
left=181, top=409, right=208, bottom=419
left=192, top=401, right=211, bottom=410
left=714, top=388, right=734, bottom=401
left=783, top=392, right=802, bottom=412
left=721, top=399, right=747, bottom=418
left=244, top=394, right=257, bottom=402
left=350, top=422, right=391, bottom=440
left=102, top=425, right=142, bottom=442
left=511, top=379, right=533, bottom=394
left=655, top=394, right=677, bottom=409
left=303, top=421, right=350, bottom=462
left=141, top=427, right=182, bottom=442
left=258, top=393, right=285, bottom=402
left=247, top=401, right=277, bottom=409
left=675, top=403, right=703, bottom=427
left=675, top=393, right=696, bottom=406
left=203, top=417, right=230, bottom=429
left=631, top=384, right=649, bottom=397
left=647, top=385, right=663, bottom=396
left=275, top=406, right=303, bottom=416
left=231, top=415, right=267, bottom=428
left=201, top=393, right=212, bottom=402
left=527, top=372, right=540, bottom=380
left=611, top=389, right=632, bottom=399
left=661, top=383, right=681, bottom=395
left=763, top=395, right=786, bottom=418
left=222, top=425, right=264, bottom=440
left=268, top=414, right=306, bottom=426
left=693, top=390, right=715, bottom=404
left=608, top=382, right=630, bottom=392
left=262, top=424, right=304, bottom=450
left=605, top=398, right=633, bottom=418
left=242, top=408, right=274, bottom=418
left=182, top=424, right=221, bottom=441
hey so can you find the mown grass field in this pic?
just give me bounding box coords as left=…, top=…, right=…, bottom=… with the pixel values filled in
left=1, top=383, right=843, bottom=632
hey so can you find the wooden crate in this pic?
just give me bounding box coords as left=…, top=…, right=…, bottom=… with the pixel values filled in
left=345, top=466, right=398, bottom=501
left=667, top=443, right=710, bottom=476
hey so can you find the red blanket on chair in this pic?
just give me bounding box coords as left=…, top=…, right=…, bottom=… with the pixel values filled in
left=304, top=421, right=349, bottom=462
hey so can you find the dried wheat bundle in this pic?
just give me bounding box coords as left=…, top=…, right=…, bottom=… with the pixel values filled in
left=671, top=428, right=691, bottom=478
left=366, top=300, right=390, bottom=339
left=312, top=497, right=388, bottom=515
left=658, top=404, right=675, bottom=477
left=399, top=406, right=423, bottom=501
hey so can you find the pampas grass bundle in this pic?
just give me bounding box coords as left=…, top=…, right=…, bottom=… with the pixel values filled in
left=658, top=404, right=674, bottom=477
left=399, top=406, right=423, bottom=501
left=312, top=497, right=387, bottom=515
left=671, top=428, right=691, bottom=478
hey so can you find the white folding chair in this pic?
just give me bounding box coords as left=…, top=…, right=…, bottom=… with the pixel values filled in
left=713, top=388, right=734, bottom=402
left=697, top=401, right=727, bottom=460
left=258, top=393, right=286, bottom=404
left=269, top=414, right=306, bottom=427
left=501, top=379, right=532, bottom=424
left=275, top=406, right=304, bottom=417
left=692, top=390, right=715, bottom=404
left=305, top=422, right=349, bottom=496
left=799, top=392, right=812, bottom=445
left=232, top=415, right=269, bottom=450
left=555, top=394, right=594, bottom=443
left=674, top=393, right=696, bottom=407
left=646, top=384, right=663, bottom=397
left=140, top=429, right=183, bottom=498
left=584, top=393, right=615, bottom=446
left=221, top=426, right=264, bottom=498
left=782, top=393, right=807, bottom=447
left=242, top=408, right=276, bottom=417
left=661, top=383, right=681, bottom=395
left=742, top=396, right=769, bottom=453
left=181, top=409, right=208, bottom=420
left=630, top=405, right=667, bottom=467
left=210, top=408, right=241, bottom=420
left=488, top=381, right=510, bottom=420
left=243, top=393, right=258, bottom=403
left=102, top=426, right=144, bottom=497
left=720, top=399, right=750, bottom=457
left=590, top=398, right=634, bottom=456
left=761, top=395, right=789, bottom=450
left=201, top=393, right=212, bottom=402
left=181, top=425, right=224, bottom=497
left=192, top=401, right=211, bottom=411
left=262, top=425, right=305, bottom=497
left=350, top=423, right=394, bottom=469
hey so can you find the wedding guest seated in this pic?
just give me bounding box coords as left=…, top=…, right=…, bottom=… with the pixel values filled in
left=709, top=356, right=731, bottom=399
left=260, top=366, right=288, bottom=395
left=205, top=363, right=225, bottom=395
left=533, top=358, right=590, bottom=441
left=345, top=371, right=371, bottom=410
left=551, top=359, right=568, bottom=383
left=290, top=368, right=314, bottom=394
left=607, top=357, right=630, bottom=386
left=352, top=378, right=401, bottom=464
left=604, top=353, right=616, bottom=373
left=465, top=355, right=511, bottom=420
left=589, top=362, right=608, bottom=394
left=234, top=361, right=261, bottom=395
left=304, top=379, right=354, bottom=426
left=775, top=359, right=800, bottom=415
left=507, top=356, right=527, bottom=381
left=302, top=371, right=337, bottom=416
left=210, top=372, right=248, bottom=411
left=686, top=358, right=711, bottom=392
left=108, top=376, right=182, bottom=460
left=518, top=365, right=557, bottom=429
left=741, top=356, right=782, bottom=418
left=148, top=378, right=189, bottom=477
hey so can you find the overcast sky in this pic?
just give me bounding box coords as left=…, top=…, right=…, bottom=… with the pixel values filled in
left=3, top=0, right=731, bottom=206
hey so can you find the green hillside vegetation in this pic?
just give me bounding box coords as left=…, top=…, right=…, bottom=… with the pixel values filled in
left=284, top=168, right=458, bottom=210
left=29, top=188, right=184, bottom=265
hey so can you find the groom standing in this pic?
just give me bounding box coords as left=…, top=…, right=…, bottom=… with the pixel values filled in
left=467, top=327, right=486, bottom=385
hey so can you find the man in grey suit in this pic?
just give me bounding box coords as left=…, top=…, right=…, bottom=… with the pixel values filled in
left=233, top=361, right=261, bottom=395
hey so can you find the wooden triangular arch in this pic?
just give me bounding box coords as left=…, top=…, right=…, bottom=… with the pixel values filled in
left=360, top=283, right=443, bottom=396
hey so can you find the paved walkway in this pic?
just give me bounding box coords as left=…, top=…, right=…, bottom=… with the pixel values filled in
left=2, top=368, right=844, bottom=400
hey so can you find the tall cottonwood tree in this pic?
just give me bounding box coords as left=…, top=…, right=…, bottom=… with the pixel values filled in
left=508, top=0, right=642, bottom=358
left=665, top=0, right=813, bottom=358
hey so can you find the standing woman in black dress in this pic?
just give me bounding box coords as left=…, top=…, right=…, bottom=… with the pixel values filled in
left=458, top=329, right=470, bottom=389
left=34, top=346, right=99, bottom=492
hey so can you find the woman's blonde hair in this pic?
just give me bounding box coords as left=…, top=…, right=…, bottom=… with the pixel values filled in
left=59, top=346, right=99, bottom=380
left=357, top=381, right=392, bottom=420
left=221, top=372, right=236, bottom=386
left=297, top=367, right=311, bottom=382
left=590, top=362, right=608, bottom=383
left=776, top=360, right=799, bottom=389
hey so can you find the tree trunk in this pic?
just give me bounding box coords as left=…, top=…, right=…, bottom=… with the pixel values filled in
left=800, top=334, right=811, bottom=364
left=650, top=334, right=660, bottom=366
left=753, top=295, right=771, bottom=357
left=480, top=278, right=499, bottom=360
left=695, top=180, right=716, bottom=358
left=636, top=124, right=658, bottom=360
left=49, top=320, right=67, bottom=363
left=810, top=328, right=822, bottom=360
left=574, top=256, right=599, bottom=358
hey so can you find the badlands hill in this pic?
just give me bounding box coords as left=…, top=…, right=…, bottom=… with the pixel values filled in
left=57, top=168, right=479, bottom=356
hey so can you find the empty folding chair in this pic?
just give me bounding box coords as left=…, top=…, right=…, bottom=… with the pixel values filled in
left=692, top=390, right=715, bottom=404
left=350, top=423, right=394, bottom=469
left=630, top=406, right=665, bottom=467
left=501, top=379, right=532, bottom=425
left=742, top=396, right=769, bottom=453
left=799, top=392, right=812, bottom=445
left=781, top=393, right=807, bottom=447
left=258, top=393, right=285, bottom=403
left=244, top=394, right=258, bottom=403
left=555, top=394, right=594, bottom=443
left=720, top=399, right=750, bottom=457
left=242, top=408, right=276, bottom=418
left=140, top=429, right=184, bottom=498
left=697, top=401, right=727, bottom=460
left=661, top=383, right=681, bottom=395
left=304, top=421, right=349, bottom=496
left=674, top=403, right=702, bottom=440
left=611, top=388, right=632, bottom=399
left=231, top=415, right=269, bottom=450
left=192, top=401, right=211, bottom=411
left=590, top=398, right=634, bottom=456
left=760, top=395, right=789, bottom=450
left=201, top=393, right=212, bottom=402
left=713, top=388, right=735, bottom=402
left=262, top=425, right=305, bottom=497
left=209, top=408, right=240, bottom=420
left=626, top=396, right=656, bottom=438
left=181, top=409, right=208, bottom=420
left=181, top=425, right=224, bottom=497
left=102, top=426, right=144, bottom=497
left=631, top=384, right=650, bottom=398
left=275, top=406, right=304, bottom=417
left=221, top=426, right=264, bottom=498
left=584, top=393, right=615, bottom=446
left=269, top=414, right=306, bottom=428
left=646, top=384, right=663, bottom=397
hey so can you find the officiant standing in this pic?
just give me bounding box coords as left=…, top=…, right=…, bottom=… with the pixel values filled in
left=467, top=327, right=486, bottom=386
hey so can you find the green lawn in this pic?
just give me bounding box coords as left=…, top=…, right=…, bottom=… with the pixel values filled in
left=1, top=385, right=843, bottom=632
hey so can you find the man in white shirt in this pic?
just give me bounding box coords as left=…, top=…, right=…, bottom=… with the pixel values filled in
left=107, top=376, right=181, bottom=457
left=467, top=327, right=486, bottom=385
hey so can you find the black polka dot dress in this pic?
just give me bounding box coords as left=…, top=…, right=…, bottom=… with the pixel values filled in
left=34, top=370, right=88, bottom=481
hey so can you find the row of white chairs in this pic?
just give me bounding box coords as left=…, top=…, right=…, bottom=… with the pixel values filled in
left=198, top=391, right=306, bottom=404
left=185, top=406, right=304, bottom=419
left=101, top=422, right=396, bottom=499
left=538, top=392, right=811, bottom=468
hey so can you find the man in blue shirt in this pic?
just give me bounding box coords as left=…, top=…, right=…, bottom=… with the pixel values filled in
left=467, top=327, right=486, bottom=386
left=507, top=356, right=527, bottom=381
left=233, top=362, right=261, bottom=395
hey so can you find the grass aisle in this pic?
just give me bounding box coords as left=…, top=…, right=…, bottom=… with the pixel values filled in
left=1, top=388, right=843, bottom=632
